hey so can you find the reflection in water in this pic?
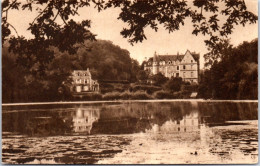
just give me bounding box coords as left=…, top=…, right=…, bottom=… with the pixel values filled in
left=2, top=101, right=258, bottom=164
left=72, top=108, right=99, bottom=133
left=148, top=112, right=200, bottom=133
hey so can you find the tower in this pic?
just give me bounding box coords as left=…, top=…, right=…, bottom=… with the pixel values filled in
left=152, top=51, right=159, bottom=75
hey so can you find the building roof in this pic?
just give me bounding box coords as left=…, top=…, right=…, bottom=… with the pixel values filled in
left=144, top=50, right=200, bottom=66
left=73, top=69, right=91, bottom=76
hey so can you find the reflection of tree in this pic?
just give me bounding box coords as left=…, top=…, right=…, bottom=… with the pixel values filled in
left=198, top=102, right=258, bottom=124
left=2, top=110, right=73, bottom=136
left=25, top=114, right=73, bottom=136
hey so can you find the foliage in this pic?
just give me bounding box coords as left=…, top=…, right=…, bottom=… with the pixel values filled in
left=150, top=72, right=169, bottom=86
left=102, top=91, right=122, bottom=100
left=2, top=0, right=257, bottom=74
left=153, top=90, right=174, bottom=99
left=163, top=77, right=183, bottom=92
left=104, top=0, right=257, bottom=47
left=130, top=84, right=162, bottom=94
left=2, top=39, right=140, bottom=103
left=198, top=38, right=258, bottom=99
left=72, top=40, right=139, bottom=81
left=136, top=70, right=149, bottom=83
left=130, top=91, right=152, bottom=100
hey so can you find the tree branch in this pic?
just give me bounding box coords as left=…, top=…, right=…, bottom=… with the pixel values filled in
left=5, top=22, right=19, bottom=37
left=2, top=0, right=18, bottom=13
left=31, top=5, right=49, bottom=25
left=59, top=13, right=68, bottom=26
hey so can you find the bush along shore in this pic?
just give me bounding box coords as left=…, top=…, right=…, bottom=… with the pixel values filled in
left=69, top=90, right=195, bottom=102
left=54, top=80, right=198, bottom=102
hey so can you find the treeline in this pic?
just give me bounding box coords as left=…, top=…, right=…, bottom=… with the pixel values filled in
left=198, top=39, right=258, bottom=100
left=2, top=40, right=140, bottom=103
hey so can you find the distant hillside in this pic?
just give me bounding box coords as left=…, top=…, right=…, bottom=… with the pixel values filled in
left=2, top=40, right=140, bottom=103
left=68, top=40, right=140, bottom=82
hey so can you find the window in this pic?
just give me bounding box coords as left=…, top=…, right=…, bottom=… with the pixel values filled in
left=191, top=72, right=193, bottom=77
left=183, top=65, right=186, bottom=70
left=177, top=66, right=179, bottom=70
left=176, top=73, right=179, bottom=77
left=191, top=60, right=193, bottom=63
left=183, top=72, right=186, bottom=78
left=168, top=61, right=171, bottom=64
left=77, top=73, right=80, bottom=76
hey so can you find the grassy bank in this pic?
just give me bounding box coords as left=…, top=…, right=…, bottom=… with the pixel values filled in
left=71, top=89, right=194, bottom=101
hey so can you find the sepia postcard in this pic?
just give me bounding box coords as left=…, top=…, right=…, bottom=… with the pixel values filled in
left=1, top=0, right=258, bottom=164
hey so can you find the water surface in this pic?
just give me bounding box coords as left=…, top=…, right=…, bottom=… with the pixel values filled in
left=2, top=101, right=258, bottom=164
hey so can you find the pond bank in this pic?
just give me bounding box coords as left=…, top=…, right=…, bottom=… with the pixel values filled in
left=2, top=99, right=258, bottom=106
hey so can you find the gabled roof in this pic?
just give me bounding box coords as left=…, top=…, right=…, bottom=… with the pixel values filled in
left=156, top=55, right=184, bottom=61
left=73, top=69, right=91, bottom=76
left=184, top=50, right=200, bottom=62
left=144, top=50, right=200, bottom=66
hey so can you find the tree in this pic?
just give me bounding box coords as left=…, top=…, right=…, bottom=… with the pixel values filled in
left=150, top=72, right=168, bottom=86
left=164, top=77, right=183, bottom=92
left=198, top=38, right=258, bottom=100
left=2, top=0, right=257, bottom=74
left=136, top=70, right=149, bottom=83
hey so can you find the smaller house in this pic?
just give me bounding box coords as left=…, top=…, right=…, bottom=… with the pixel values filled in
left=71, top=69, right=99, bottom=93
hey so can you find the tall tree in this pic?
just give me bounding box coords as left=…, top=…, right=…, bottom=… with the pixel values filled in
left=2, top=0, right=257, bottom=74
left=199, top=38, right=258, bottom=100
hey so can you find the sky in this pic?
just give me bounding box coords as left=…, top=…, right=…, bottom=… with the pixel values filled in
left=8, top=0, right=258, bottom=69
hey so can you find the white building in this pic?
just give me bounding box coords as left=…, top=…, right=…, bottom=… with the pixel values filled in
left=144, top=50, right=200, bottom=84
left=71, top=69, right=99, bottom=93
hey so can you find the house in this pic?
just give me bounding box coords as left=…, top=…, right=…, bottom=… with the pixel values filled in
left=144, top=50, right=200, bottom=84
left=71, top=69, right=99, bottom=93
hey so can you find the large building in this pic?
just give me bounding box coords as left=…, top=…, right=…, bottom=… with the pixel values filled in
left=144, top=50, right=200, bottom=84
left=71, top=69, right=99, bottom=93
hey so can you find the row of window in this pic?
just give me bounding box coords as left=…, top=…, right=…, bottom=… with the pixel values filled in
left=154, top=64, right=196, bottom=70
left=75, top=73, right=89, bottom=76
left=76, top=79, right=90, bottom=84
left=146, top=59, right=194, bottom=66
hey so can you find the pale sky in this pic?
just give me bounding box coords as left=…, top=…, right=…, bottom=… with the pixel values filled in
left=7, top=0, right=258, bottom=68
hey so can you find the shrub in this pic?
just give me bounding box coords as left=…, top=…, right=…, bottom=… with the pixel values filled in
left=130, top=84, right=162, bottom=94
left=102, top=91, right=122, bottom=100
left=153, top=90, right=174, bottom=99
left=120, top=91, right=132, bottom=100
left=131, top=91, right=152, bottom=100
left=181, top=84, right=198, bottom=92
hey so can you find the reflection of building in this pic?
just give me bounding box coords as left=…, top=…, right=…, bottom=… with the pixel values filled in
left=143, top=50, right=200, bottom=84
left=72, top=108, right=100, bottom=133
left=71, top=69, right=99, bottom=93
left=148, top=112, right=200, bottom=133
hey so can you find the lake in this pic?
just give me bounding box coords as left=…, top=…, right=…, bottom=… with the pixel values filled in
left=2, top=100, right=258, bottom=164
